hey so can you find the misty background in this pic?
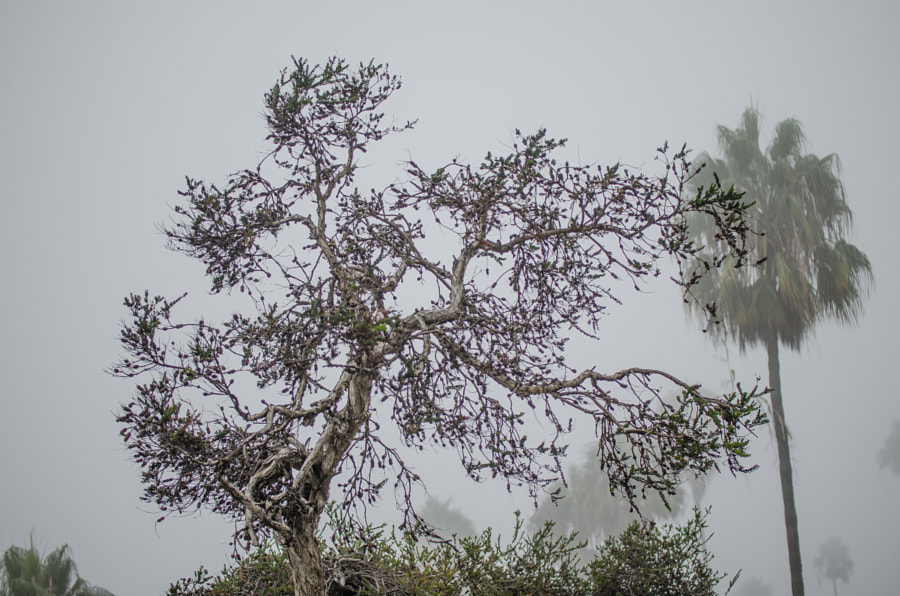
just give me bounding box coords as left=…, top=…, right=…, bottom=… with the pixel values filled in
left=1, top=2, right=898, bottom=594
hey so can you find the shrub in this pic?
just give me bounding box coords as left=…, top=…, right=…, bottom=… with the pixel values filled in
left=168, top=509, right=736, bottom=596
left=587, top=508, right=737, bottom=595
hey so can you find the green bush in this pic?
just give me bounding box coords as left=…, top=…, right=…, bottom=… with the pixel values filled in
left=342, top=513, right=585, bottom=596
left=587, top=508, right=737, bottom=595
left=168, top=509, right=736, bottom=596
left=165, top=544, right=291, bottom=596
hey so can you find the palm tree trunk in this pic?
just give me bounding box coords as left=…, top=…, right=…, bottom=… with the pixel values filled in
left=766, top=336, right=804, bottom=596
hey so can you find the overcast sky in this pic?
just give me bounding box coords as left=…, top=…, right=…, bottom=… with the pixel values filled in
left=2, top=2, right=898, bottom=594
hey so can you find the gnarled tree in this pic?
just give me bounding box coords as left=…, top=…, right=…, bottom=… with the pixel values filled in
left=114, top=57, right=765, bottom=596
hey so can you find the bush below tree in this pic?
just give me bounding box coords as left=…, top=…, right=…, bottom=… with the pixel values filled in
left=167, top=508, right=736, bottom=596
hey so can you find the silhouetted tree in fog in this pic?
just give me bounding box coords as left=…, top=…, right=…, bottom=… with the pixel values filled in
left=114, top=56, right=766, bottom=596
left=876, top=419, right=900, bottom=474
left=685, top=107, right=873, bottom=596
left=530, top=444, right=686, bottom=547
left=813, top=537, right=853, bottom=596
left=734, top=576, right=774, bottom=596
left=420, top=496, right=476, bottom=538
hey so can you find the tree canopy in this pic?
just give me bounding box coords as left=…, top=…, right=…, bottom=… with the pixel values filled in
left=419, top=497, right=476, bottom=539
left=686, top=107, right=873, bottom=352
left=813, top=537, right=853, bottom=596
left=114, top=56, right=765, bottom=595
left=0, top=539, right=113, bottom=596
left=733, top=577, right=774, bottom=596
left=530, top=443, right=688, bottom=547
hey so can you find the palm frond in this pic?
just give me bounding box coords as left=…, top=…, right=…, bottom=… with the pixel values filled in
left=815, top=240, right=874, bottom=324
left=42, top=545, right=79, bottom=595
left=685, top=106, right=873, bottom=352
left=768, top=118, right=806, bottom=162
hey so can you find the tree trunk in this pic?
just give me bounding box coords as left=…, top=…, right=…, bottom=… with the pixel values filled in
left=286, top=519, right=327, bottom=596
left=766, top=337, right=804, bottom=596
left=282, top=370, right=374, bottom=596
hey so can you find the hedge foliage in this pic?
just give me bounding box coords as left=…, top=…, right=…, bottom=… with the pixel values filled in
left=168, top=508, right=736, bottom=596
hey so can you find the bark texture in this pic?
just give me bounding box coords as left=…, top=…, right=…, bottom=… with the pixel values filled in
left=286, top=372, right=373, bottom=596
left=767, top=337, right=804, bottom=596
left=287, top=523, right=326, bottom=596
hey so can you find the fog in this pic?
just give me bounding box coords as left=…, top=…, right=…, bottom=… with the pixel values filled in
left=1, top=2, right=898, bottom=594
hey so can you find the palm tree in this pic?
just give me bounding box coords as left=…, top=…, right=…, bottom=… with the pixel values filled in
left=0, top=538, right=114, bottom=596
left=813, top=537, right=853, bottom=596
left=876, top=419, right=900, bottom=474
left=685, top=107, right=873, bottom=596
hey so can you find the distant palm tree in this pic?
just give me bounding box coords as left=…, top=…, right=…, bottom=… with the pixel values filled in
left=0, top=538, right=114, bottom=596
left=685, top=107, right=873, bottom=596
left=813, top=537, right=853, bottom=596
left=876, top=419, right=900, bottom=474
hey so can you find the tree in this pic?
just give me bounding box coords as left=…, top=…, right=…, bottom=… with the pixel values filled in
left=114, top=56, right=766, bottom=596
left=812, top=537, right=853, bottom=596
left=0, top=538, right=114, bottom=596
left=419, top=496, right=476, bottom=538
left=530, top=444, right=686, bottom=548
left=734, top=577, right=774, bottom=596
left=876, top=419, right=900, bottom=474
left=685, top=107, right=874, bottom=596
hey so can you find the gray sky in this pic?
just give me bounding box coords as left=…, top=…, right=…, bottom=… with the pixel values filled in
left=2, top=2, right=898, bottom=594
